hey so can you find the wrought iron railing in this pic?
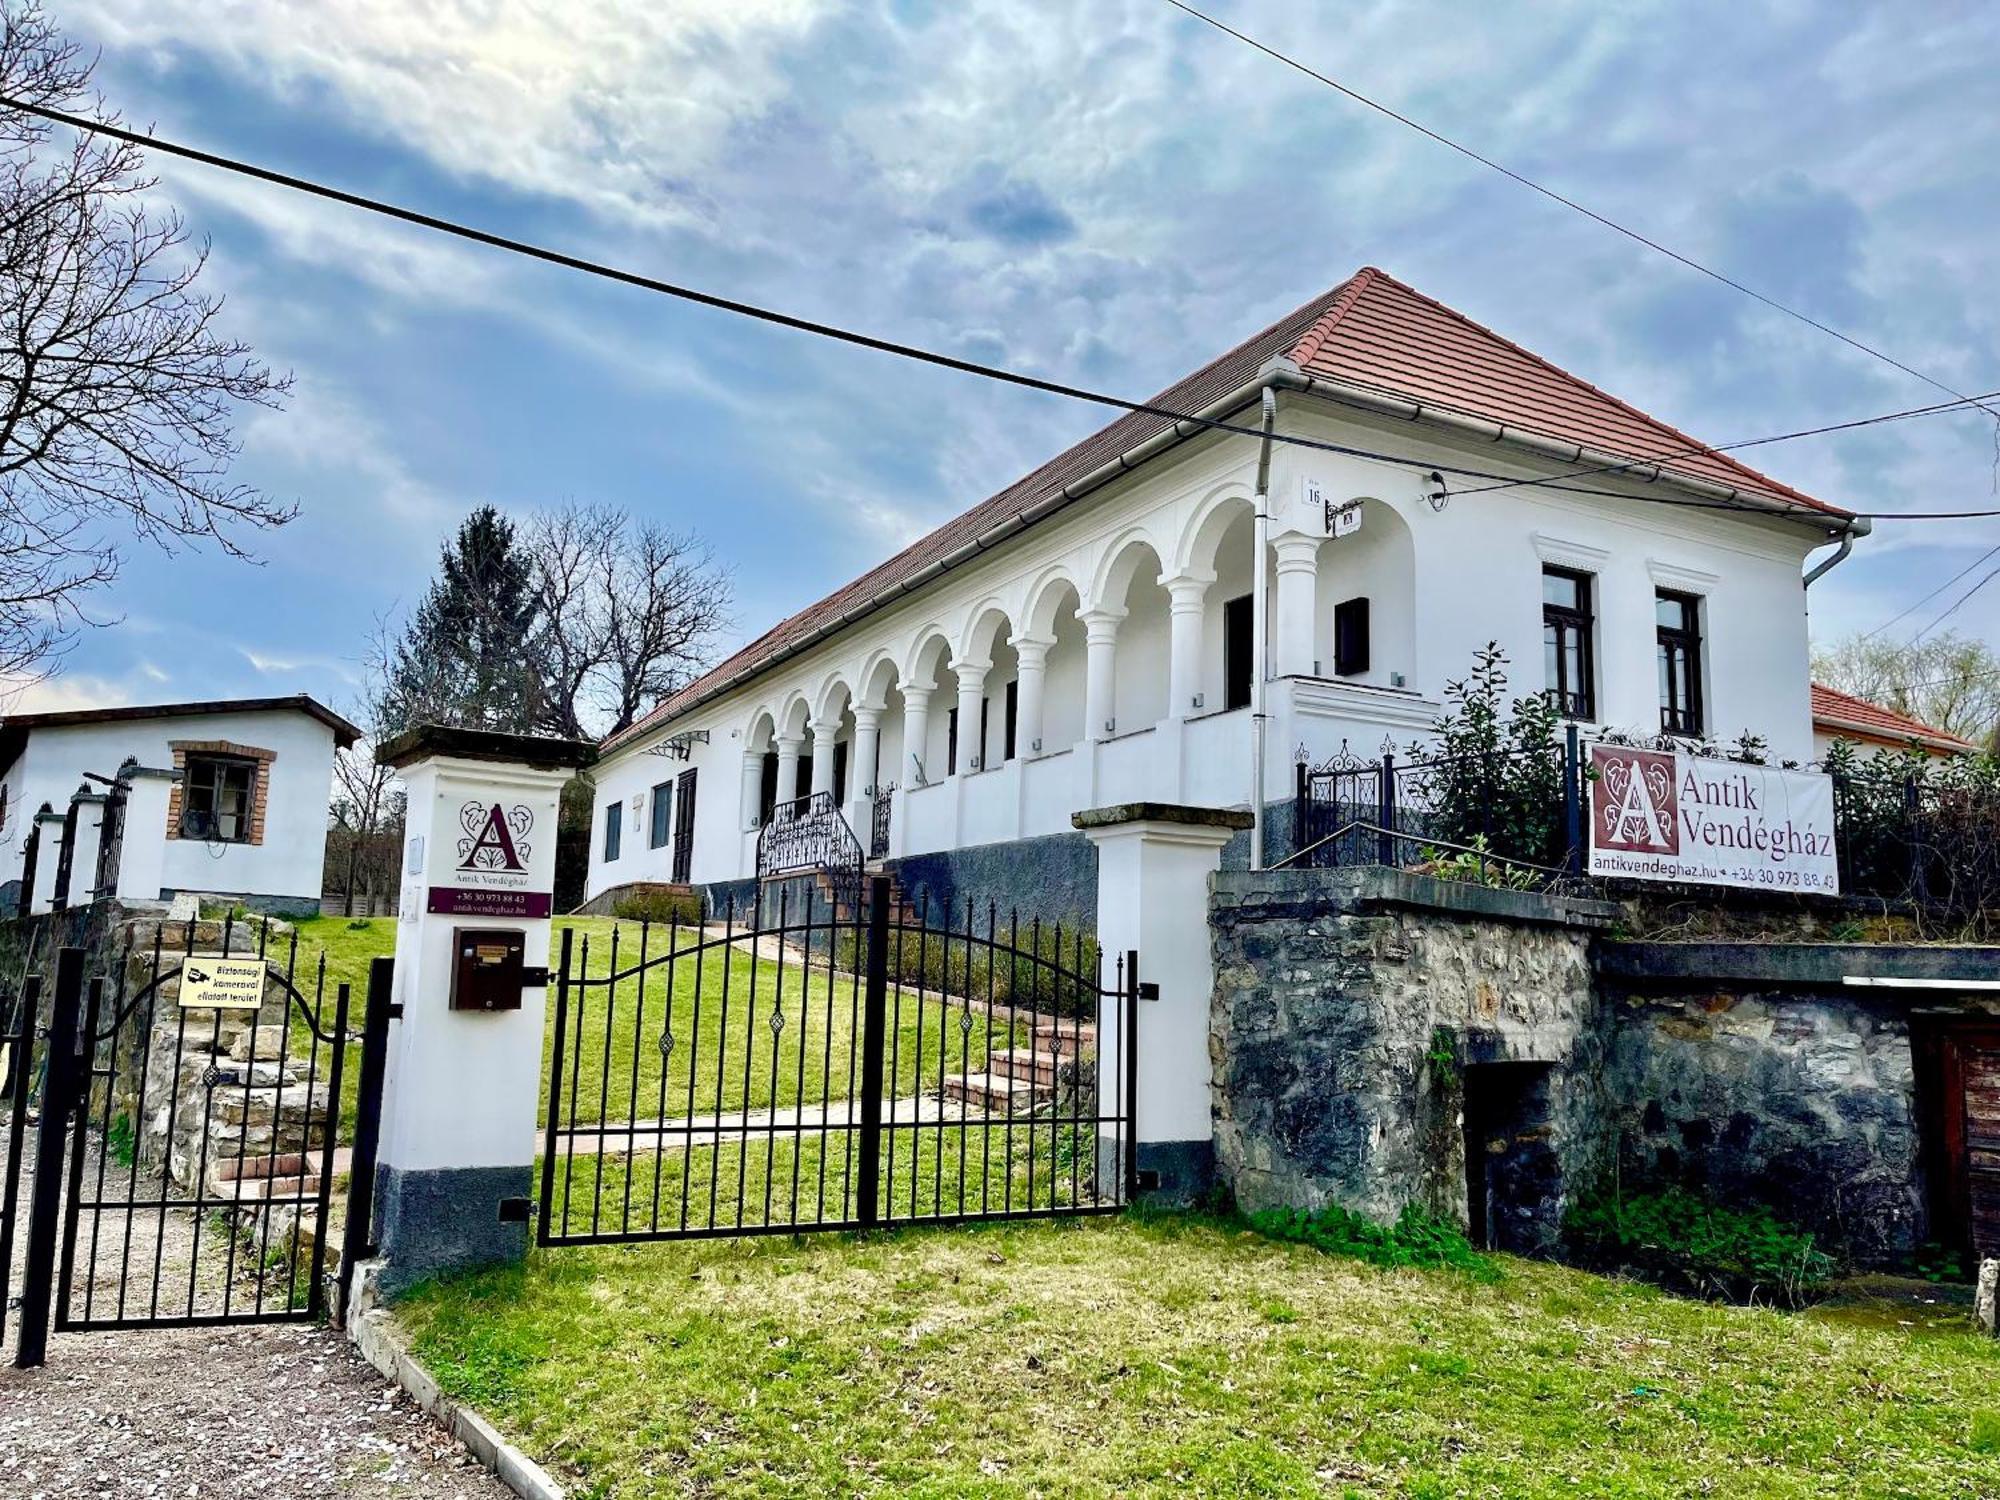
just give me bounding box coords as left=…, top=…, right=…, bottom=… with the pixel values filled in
left=869, top=783, right=895, bottom=861
left=756, top=790, right=864, bottom=890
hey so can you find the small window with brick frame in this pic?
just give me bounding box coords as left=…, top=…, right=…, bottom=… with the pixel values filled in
left=180, top=754, right=259, bottom=843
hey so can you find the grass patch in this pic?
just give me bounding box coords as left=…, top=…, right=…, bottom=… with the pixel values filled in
left=399, top=1214, right=2000, bottom=1499
left=1249, top=1201, right=1498, bottom=1281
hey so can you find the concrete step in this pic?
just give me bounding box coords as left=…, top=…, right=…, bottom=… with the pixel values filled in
left=209, top=1171, right=321, bottom=1202
left=988, top=1048, right=1060, bottom=1087
left=1032, top=1021, right=1096, bottom=1056
left=941, top=1072, right=1050, bottom=1112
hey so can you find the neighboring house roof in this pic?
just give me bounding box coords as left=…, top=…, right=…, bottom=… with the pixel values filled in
left=1810, top=683, right=1979, bottom=755
left=0, top=693, right=362, bottom=778
left=607, top=266, right=1851, bottom=755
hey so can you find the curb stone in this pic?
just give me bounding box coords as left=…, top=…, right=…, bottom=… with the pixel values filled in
left=349, top=1305, right=566, bottom=1500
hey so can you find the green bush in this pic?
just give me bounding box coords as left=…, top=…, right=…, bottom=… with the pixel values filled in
left=611, top=887, right=705, bottom=926
left=1564, top=1187, right=1835, bottom=1308
left=829, top=921, right=1103, bottom=1018
left=1250, top=1202, right=1498, bottom=1280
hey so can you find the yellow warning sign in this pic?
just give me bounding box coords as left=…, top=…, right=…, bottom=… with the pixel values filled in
left=176, top=954, right=267, bottom=1011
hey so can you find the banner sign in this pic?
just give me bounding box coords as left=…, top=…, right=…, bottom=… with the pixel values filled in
left=177, top=954, right=268, bottom=1011
left=1587, top=744, right=1840, bottom=894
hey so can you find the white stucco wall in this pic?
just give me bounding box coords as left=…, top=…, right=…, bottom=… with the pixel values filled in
left=0, top=708, right=340, bottom=905
left=583, top=393, right=1842, bottom=902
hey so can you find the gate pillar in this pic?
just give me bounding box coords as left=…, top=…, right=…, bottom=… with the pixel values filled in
left=1074, top=802, right=1251, bottom=1203
left=26, top=804, right=64, bottom=915
left=112, top=764, right=177, bottom=903
left=369, top=725, right=595, bottom=1299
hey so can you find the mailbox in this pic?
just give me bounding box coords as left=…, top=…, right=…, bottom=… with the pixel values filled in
left=450, top=927, right=527, bottom=1011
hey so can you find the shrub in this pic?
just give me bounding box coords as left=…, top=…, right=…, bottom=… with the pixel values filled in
left=1414, top=836, right=1540, bottom=890
left=829, top=921, right=1103, bottom=1018
left=611, top=887, right=704, bottom=926
left=1250, top=1201, right=1498, bottom=1280
left=1564, top=1187, right=1835, bottom=1308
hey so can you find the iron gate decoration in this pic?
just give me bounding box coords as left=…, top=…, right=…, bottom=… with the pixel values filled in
left=540, top=875, right=1137, bottom=1244
left=5, top=919, right=391, bottom=1366
left=91, top=769, right=129, bottom=902
left=0, top=974, right=42, bottom=1355
left=869, top=783, right=894, bottom=861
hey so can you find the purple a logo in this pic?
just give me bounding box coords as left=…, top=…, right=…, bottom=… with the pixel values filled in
left=457, top=801, right=534, bottom=872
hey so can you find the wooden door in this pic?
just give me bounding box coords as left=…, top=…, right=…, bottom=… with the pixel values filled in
left=1921, top=1023, right=2000, bottom=1261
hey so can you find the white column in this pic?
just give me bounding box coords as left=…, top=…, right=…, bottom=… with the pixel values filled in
left=739, top=750, right=764, bottom=831
left=1081, top=608, right=1123, bottom=741
left=374, top=728, right=591, bottom=1298
left=954, top=660, right=989, bottom=773
left=1013, top=636, right=1052, bottom=756
left=902, top=686, right=934, bottom=787
left=774, top=735, right=803, bottom=809
left=1273, top=534, right=1320, bottom=679
left=1165, top=572, right=1212, bottom=719
left=1076, top=802, right=1252, bottom=1202
left=28, top=806, right=64, bottom=915
left=809, top=718, right=839, bottom=799
left=114, top=767, right=176, bottom=903
left=851, top=706, right=883, bottom=793
left=61, top=790, right=105, bottom=908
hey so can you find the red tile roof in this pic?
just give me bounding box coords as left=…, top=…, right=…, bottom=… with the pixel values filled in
left=1810, top=683, right=1978, bottom=754
left=608, top=267, right=1846, bottom=752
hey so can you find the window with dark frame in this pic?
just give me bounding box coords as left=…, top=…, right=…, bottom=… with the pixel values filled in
left=1222, top=593, right=1253, bottom=712
left=650, top=780, right=672, bottom=849
left=1333, top=596, right=1370, bottom=677
left=602, top=800, right=622, bottom=862
left=180, top=754, right=257, bottom=843
left=1004, top=680, right=1018, bottom=761
left=946, top=706, right=959, bottom=776
left=1656, top=590, right=1704, bottom=736
left=1541, top=566, right=1596, bottom=720
left=758, top=752, right=778, bottom=823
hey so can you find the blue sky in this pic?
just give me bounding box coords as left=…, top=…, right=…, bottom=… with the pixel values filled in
left=24, top=0, right=2000, bottom=723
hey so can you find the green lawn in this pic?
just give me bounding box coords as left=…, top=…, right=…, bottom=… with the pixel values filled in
left=399, top=1215, right=2000, bottom=1499
left=290, top=916, right=1041, bottom=1131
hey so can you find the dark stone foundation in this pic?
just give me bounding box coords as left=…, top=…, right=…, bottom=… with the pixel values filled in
left=372, top=1163, right=532, bottom=1298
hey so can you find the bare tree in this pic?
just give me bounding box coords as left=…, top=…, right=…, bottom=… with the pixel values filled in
left=523, top=501, right=731, bottom=739
left=1813, top=628, right=2000, bottom=751
left=0, top=3, right=290, bottom=680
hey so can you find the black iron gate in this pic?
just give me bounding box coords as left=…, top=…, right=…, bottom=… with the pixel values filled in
left=4, top=920, right=391, bottom=1367
left=540, top=875, right=1137, bottom=1244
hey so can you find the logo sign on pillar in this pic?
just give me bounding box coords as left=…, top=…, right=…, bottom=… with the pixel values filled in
left=1587, top=744, right=1839, bottom=894
left=427, top=799, right=553, bottom=918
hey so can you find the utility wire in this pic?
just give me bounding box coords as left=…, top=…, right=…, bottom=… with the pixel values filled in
left=12, top=96, right=2000, bottom=524
left=1160, top=0, right=2000, bottom=428
left=1862, top=541, right=2000, bottom=639
left=1448, top=386, right=2000, bottom=499
left=1913, top=562, right=2000, bottom=642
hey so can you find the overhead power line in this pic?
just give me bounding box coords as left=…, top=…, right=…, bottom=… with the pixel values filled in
left=1863, top=540, right=2000, bottom=638
left=10, top=96, right=2000, bottom=525
left=1160, top=0, right=2000, bottom=428
left=1913, top=562, right=2000, bottom=642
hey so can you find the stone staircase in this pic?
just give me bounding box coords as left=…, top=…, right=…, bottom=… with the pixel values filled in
left=941, top=1022, right=1097, bottom=1113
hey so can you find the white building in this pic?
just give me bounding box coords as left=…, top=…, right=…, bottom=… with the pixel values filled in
left=0, top=694, right=358, bottom=916
left=584, top=268, right=1865, bottom=910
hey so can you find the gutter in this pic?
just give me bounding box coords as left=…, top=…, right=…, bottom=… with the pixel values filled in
left=612, top=359, right=1864, bottom=756
left=1262, top=365, right=1863, bottom=536
left=1803, top=516, right=1871, bottom=588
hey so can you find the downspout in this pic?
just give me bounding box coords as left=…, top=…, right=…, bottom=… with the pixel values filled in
left=1250, top=386, right=1277, bottom=871
left=1803, top=516, right=1870, bottom=589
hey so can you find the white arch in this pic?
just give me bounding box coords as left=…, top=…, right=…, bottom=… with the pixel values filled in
left=902, top=627, right=956, bottom=689
left=1088, top=528, right=1169, bottom=614
left=958, top=599, right=1015, bottom=665
left=856, top=649, right=901, bottom=710
left=1175, top=484, right=1255, bottom=577
left=810, top=668, right=855, bottom=726
left=776, top=692, right=813, bottom=741
left=1021, top=565, right=1084, bottom=639
left=742, top=706, right=778, bottom=753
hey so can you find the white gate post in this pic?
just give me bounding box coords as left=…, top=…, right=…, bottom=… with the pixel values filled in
left=369, top=725, right=595, bottom=1297
left=114, top=766, right=177, bottom=904
left=61, top=785, right=106, bottom=907
left=27, top=803, right=64, bottom=915
left=1074, top=802, right=1250, bottom=1200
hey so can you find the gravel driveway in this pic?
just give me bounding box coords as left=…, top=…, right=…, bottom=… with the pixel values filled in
left=0, top=1323, right=512, bottom=1499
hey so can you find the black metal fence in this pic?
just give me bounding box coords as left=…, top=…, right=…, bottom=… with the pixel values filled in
left=539, top=875, right=1136, bottom=1244
left=1293, top=732, right=2000, bottom=920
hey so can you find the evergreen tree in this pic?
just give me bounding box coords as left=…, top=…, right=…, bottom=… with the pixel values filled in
left=383, top=507, right=539, bottom=732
